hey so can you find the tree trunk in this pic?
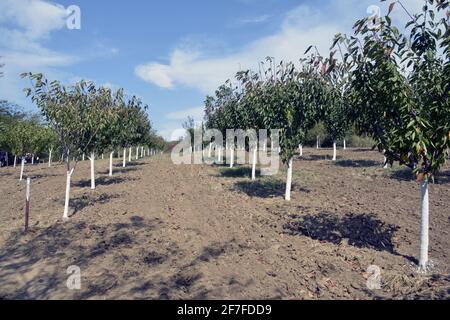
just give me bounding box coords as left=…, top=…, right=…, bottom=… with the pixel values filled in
left=332, top=140, right=337, bottom=161
left=82, top=153, right=85, bottom=161
left=218, top=147, right=221, bottom=163
left=63, top=170, right=73, bottom=219
left=419, top=179, right=430, bottom=272
left=285, top=157, right=293, bottom=201
left=109, top=152, right=114, bottom=177
left=48, top=149, right=52, bottom=167
left=129, top=147, right=132, bottom=162
left=136, top=146, right=139, bottom=160
left=230, top=148, right=234, bottom=168
left=31, top=155, right=34, bottom=165
left=343, top=139, right=347, bottom=150
left=251, top=147, right=257, bottom=181
left=102, top=153, right=104, bottom=160
left=90, top=152, right=95, bottom=190
left=14, top=155, right=17, bottom=168
left=208, top=143, right=212, bottom=157
left=317, top=136, right=320, bottom=149
left=20, top=158, right=25, bottom=181
left=299, top=144, right=303, bottom=157
left=123, top=148, right=127, bottom=167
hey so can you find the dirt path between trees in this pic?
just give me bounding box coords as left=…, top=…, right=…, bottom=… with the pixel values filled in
left=0, top=149, right=449, bottom=299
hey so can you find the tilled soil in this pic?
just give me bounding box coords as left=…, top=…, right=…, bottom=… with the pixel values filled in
left=0, top=148, right=449, bottom=299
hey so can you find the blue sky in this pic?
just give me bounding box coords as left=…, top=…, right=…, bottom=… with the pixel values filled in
left=0, top=0, right=424, bottom=140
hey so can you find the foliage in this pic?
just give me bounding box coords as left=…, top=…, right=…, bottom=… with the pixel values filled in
left=22, top=73, right=154, bottom=169
left=343, top=0, right=449, bottom=179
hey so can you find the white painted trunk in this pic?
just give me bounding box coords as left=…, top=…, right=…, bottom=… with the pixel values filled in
left=20, top=158, right=25, bottom=181
left=208, top=143, right=212, bottom=157
left=14, top=155, right=17, bottom=168
left=384, top=156, right=388, bottom=169
left=82, top=153, right=85, bottom=161
left=285, top=158, right=293, bottom=201
left=332, top=141, right=337, bottom=161
left=263, top=140, right=267, bottom=152
left=109, top=152, right=114, bottom=177
left=136, top=146, right=139, bottom=160
left=271, top=140, right=274, bottom=151
left=48, top=149, right=52, bottom=167
left=90, top=152, right=95, bottom=190
left=230, top=148, right=234, bottom=168
left=129, top=147, right=132, bottom=162
left=31, top=155, right=34, bottom=165
left=299, top=144, right=303, bottom=157
left=123, top=148, right=127, bottom=167
left=218, top=147, right=221, bottom=163
left=63, top=170, right=73, bottom=219
left=317, top=136, right=320, bottom=149
left=419, top=179, right=430, bottom=272
left=343, top=139, right=347, bottom=150
left=251, top=147, right=257, bottom=180
left=102, top=153, right=104, bottom=160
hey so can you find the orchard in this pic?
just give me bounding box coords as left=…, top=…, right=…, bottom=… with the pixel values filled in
left=0, top=0, right=448, bottom=300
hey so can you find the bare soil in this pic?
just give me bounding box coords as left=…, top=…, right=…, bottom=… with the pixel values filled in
left=0, top=148, right=449, bottom=300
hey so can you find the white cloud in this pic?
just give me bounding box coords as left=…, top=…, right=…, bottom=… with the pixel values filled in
left=135, top=63, right=173, bottom=89
left=156, top=106, right=205, bottom=141
left=158, top=125, right=186, bottom=141
left=136, top=5, right=339, bottom=94
left=0, top=0, right=79, bottom=106
left=134, top=4, right=345, bottom=94
left=238, top=14, right=271, bottom=25
left=135, top=0, right=431, bottom=95
left=0, top=0, right=67, bottom=40
left=166, top=106, right=204, bottom=121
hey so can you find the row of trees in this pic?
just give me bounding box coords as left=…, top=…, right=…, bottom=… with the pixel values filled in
left=0, top=101, right=57, bottom=167
left=203, top=0, right=449, bottom=272
left=16, top=73, right=164, bottom=219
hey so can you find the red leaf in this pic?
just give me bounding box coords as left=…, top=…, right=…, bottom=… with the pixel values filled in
left=388, top=2, right=396, bottom=16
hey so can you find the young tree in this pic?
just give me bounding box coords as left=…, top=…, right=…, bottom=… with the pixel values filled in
left=258, top=57, right=325, bottom=201
left=23, top=73, right=111, bottom=219
left=322, top=49, right=352, bottom=161
left=346, top=0, right=449, bottom=272
left=81, top=86, right=115, bottom=189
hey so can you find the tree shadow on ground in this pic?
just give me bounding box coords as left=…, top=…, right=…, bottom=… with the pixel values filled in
left=283, top=211, right=415, bottom=262
left=73, top=176, right=136, bottom=188
left=335, top=159, right=380, bottom=168
left=218, top=167, right=261, bottom=178
left=0, top=216, right=164, bottom=299
left=113, top=161, right=146, bottom=168
left=234, top=179, right=309, bottom=198
left=132, top=239, right=251, bottom=299
left=101, top=167, right=140, bottom=175
left=302, top=154, right=330, bottom=161
left=389, top=167, right=450, bottom=185
left=26, top=173, right=62, bottom=179
left=52, top=192, right=121, bottom=216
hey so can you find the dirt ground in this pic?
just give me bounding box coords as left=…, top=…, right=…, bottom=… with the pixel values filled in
left=0, top=148, right=449, bottom=300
